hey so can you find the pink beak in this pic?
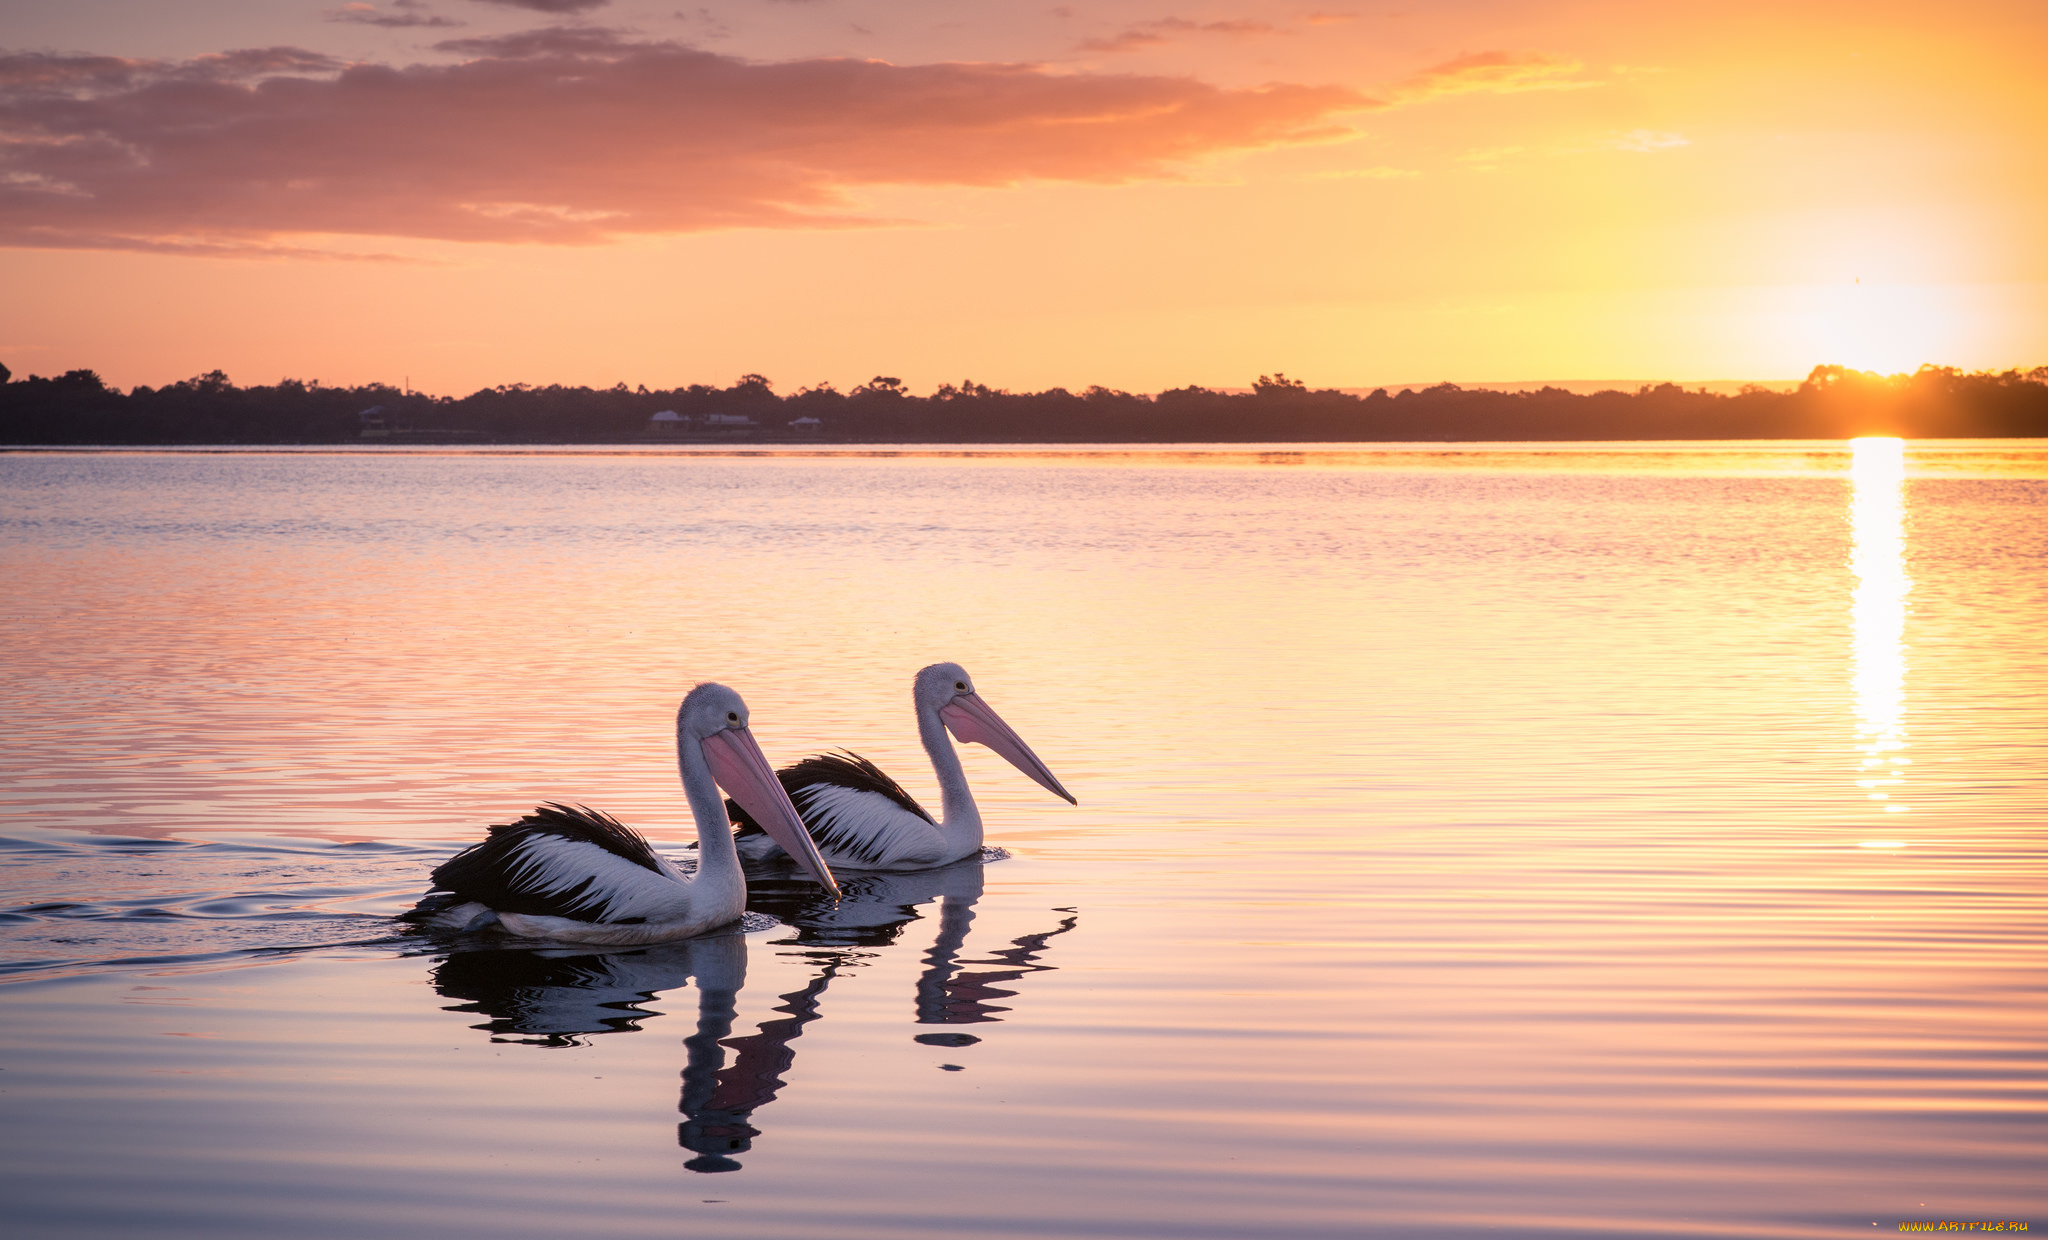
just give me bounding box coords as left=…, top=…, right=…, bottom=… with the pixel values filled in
left=702, top=726, right=839, bottom=898
left=938, top=693, right=1077, bottom=805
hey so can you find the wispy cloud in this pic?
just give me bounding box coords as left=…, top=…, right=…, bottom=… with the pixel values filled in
left=1455, top=145, right=1528, bottom=170
left=1314, top=165, right=1419, bottom=179
left=1080, top=29, right=1169, bottom=53
left=468, top=0, right=610, bottom=13
left=1613, top=128, right=1687, bottom=152
left=0, top=35, right=1367, bottom=255
left=325, top=1, right=463, bottom=28
left=672, top=7, right=732, bottom=39
left=0, top=47, right=342, bottom=93
left=431, top=25, right=639, bottom=55
left=1392, top=51, right=1594, bottom=102
left=1456, top=128, right=1690, bottom=169
left=1078, top=16, right=1279, bottom=54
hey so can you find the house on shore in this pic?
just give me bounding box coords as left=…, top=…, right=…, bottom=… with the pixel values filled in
left=358, top=404, right=490, bottom=444
left=647, top=410, right=761, bottom=438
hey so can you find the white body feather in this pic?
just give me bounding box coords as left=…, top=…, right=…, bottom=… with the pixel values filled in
left=489, top=838, right=736, bottom=945
left=421, top=838, right=743, bottom=945
left=800, top=784, right=953, bottom=870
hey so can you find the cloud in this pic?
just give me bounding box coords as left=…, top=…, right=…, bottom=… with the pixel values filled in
left=325, top=2, right=464, bottom=28
left=430, top=25, right=639, bottom=55
left=0, top=35, right=1367, bottom=255
left=1079, top=28, right=1170, bottom=53
left=1455, top=145, right=1527, bottom=170
left=1392, top=51, right=1593, bottom=102
left=468, top=0, right=610, bottom=12
left=672, top=8, right=732, bottom=39
left=1613, top=128, right=1687, bottom=152
left=1455, top=128, right=1689, bottom=169
left=1302, top=12, right=1356, bottom=25
left=1078, top=16, right=1278, bottom=54
left=1314, top=165, right=1419, bottom=179
left=1178, top=18, right=1274, bottom=35
left=0, top=47, right=342, bottom=94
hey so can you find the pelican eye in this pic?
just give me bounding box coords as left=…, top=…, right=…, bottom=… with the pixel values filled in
left=955, top=681, right=966, bottom=692
left=726, top=711, right=740, bottom=724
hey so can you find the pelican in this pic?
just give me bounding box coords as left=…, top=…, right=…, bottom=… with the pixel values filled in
left=406, top=683, right=837, bottom=945
left=731, top=662, right=1074, bottom=872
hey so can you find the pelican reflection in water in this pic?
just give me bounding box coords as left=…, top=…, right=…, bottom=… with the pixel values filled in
left=421, top=860, right=1078, bottom=1172
left=429, top=929, right=748, bottom=1048
left=750, top=857, right=1079, bottom=1033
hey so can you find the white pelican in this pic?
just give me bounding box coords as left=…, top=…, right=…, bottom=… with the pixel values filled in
left=731, top=662, right=1074, bottom=872
left=406, top=683, right=837, bottom=944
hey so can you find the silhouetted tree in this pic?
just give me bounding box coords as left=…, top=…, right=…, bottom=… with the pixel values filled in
left=2, top=362, right=2043, bottom=445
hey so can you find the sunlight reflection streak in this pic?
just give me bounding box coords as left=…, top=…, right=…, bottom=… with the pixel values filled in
left=1849, top=438, right=1910, bottom=813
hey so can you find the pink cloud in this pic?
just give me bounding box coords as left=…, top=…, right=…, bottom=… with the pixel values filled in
left=1078, top=15, right=1279, bottom=54
left=1392, top=51, right=1592, bottom=102
left=0, top=47, right=342, bottom=93
left=1078, top=28, right=1172, bottom=53
left=470, top=0, right=610, bottom=13
left=0, top=35, right=1366, bottom=254
left=429, top=25, right=640, bottom=55
left=325, top=2, right=464, bottom=29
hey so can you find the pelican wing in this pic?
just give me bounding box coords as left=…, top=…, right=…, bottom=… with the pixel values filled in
left=727, top=751, right=942, bottom=869
left=786, top=753, right=935, bottom=822
left=425, top=803, right=683, bottom=923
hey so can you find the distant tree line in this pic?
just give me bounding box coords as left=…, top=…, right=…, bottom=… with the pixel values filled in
left=2, top=362, right=2045, bottom=445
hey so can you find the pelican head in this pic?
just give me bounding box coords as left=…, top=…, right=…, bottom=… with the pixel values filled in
left=915, top=662, right=1076, bottom=805
left=681, top=683, right=839, bottom=897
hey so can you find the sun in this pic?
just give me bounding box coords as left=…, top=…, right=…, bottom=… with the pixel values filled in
left=1795, top=281, right=1975, bottom=375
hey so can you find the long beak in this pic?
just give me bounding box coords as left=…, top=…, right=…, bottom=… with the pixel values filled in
left=701, top=726, right=840, bottom=898
left=937, top=693, right=1077, bottom=805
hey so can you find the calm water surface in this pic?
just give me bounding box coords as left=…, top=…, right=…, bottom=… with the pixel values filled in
left=2, top=443, right=2044, bottom=1238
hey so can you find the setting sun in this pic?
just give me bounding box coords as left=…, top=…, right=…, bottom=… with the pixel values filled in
left=1794, top=283, right=1979, bottom=377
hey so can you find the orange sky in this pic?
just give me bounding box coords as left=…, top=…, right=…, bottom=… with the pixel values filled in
left=2, top=0, right=2043, bottom=394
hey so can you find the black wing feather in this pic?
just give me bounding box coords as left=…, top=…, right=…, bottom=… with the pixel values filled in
left=420, top=803, right=661, bottom=922
left=727, top=750, right=935, bottom=839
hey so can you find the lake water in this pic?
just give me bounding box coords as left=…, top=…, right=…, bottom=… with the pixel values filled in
left=2, top=442, right=2044, bottom=1238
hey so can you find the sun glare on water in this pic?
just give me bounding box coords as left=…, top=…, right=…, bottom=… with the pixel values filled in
left=1849, top=437, right=1911, bottom=815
